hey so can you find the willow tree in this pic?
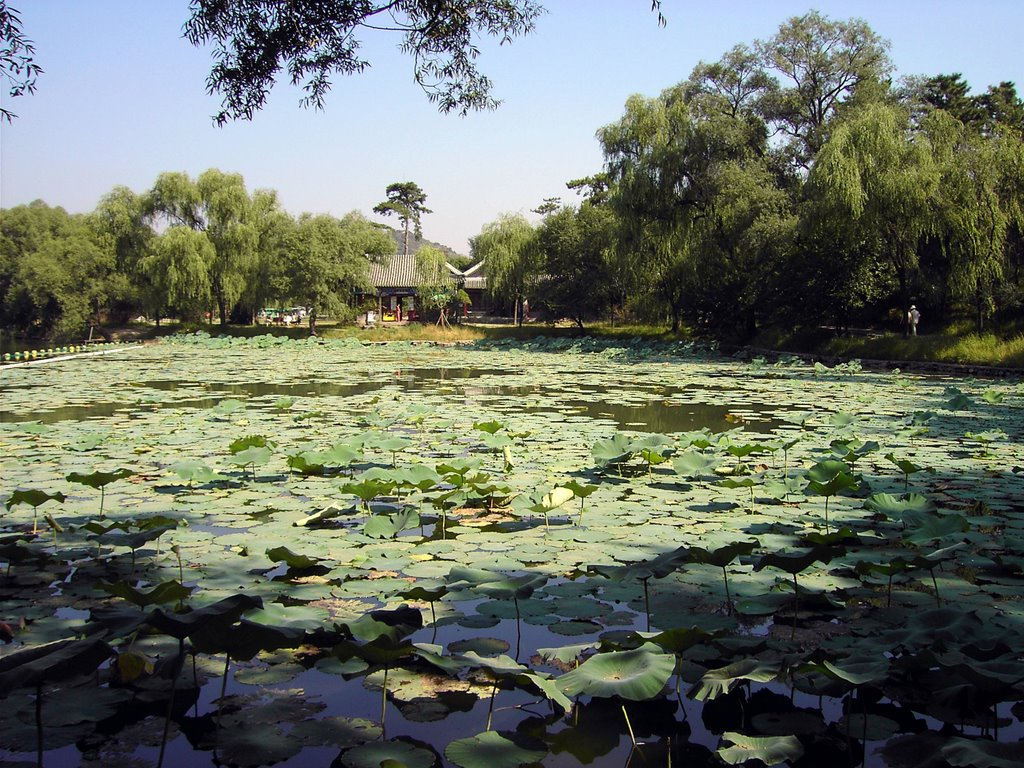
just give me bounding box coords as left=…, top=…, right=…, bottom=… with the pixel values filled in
left=140, top=227, right=214, bottom=322
left=416, top=245, right=468, bottom=326
left=924, top=110, right=1024, bottom=330
left=810, top=102, right=939, bottom=331
left=287, top=211, right=393, bottom=335
left=144, top=169, right=258, bottom=325
left=598, top=81, right=786, bottom=335
left=473, top=213, right=539, bottom=325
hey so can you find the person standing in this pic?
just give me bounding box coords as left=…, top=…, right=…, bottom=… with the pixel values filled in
left=908, top=305, right=921, bottom=336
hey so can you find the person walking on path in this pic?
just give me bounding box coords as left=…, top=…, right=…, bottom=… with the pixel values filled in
left=908, top=305, right=921, bottom=336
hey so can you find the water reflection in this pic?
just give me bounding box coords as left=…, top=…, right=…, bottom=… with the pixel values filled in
left=3, top=366, right=781, bottom=435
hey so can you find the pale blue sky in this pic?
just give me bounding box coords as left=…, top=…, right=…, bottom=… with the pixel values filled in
left=2, top=1, right=1022, bottom=254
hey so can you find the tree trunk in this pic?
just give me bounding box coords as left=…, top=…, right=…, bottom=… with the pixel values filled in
left=513, top=295, right=520, bottom=327
left=975, top=279, right=985, bottom=333
left=308, top=308, right=318, bottom=336
left=218, top=296, right=228, bottom=326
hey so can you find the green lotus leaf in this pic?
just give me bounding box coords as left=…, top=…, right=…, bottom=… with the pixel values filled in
left=942, top=737, right=1024, bottom=768
left=66, top=468, right=133, bottom=490
left=805, top=459, right=851, bottom=484
left=592, top=433, right=635, bottom=468
left=341, top=739, right=438, bottom=768
left=473, top=420, right=505, bottom=434
left=211, top=398, right=246, bottom=415
left=517, top=670, right=573, bottom=713
left=838, top=713, right=900, bottom=741
left=558, top=647, right=675, bottom=701
left=266, top=545, right=322, bottom=570
left=68, top=433, right=108, bottom=452
left=687, top=539, right=760, bottom=569
left=445, top=730, right=546, bottom=768
left=726, top=443, right=769, bottom=458
left=944, top=393, right=971, bottom=411
left=168, top=459, right=223, bottom=484
left=5, top=489, right=65, bottom=510
left=717, top=732, right=804, bottom=766
left=147, top=593, right=263, bottom=640
left=536, top=643, right=598, bottom=666
left=754, top=546, right=843, bottom=576
left=0, top=637, right=114, bottom=690
left=364, top=508, right=420, bottom=539
left=528, top=486, right=575, bottom=514
left=689, top=658, right=781, bottom=702
left=215, top=723, right=301, bottom=767
left=229, top=434, right=272, bottom=454
left=864, top=492, right=935, bottom=518
left=229, top=445, right=274, bottom=467
left=99, top=579, right=194, bottom=608
left=816, top=656, right=890, bottom=686
left=903, top=513, right=970, bottom=544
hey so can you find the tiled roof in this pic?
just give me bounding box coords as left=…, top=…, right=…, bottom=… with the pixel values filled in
left=367, top=255, right=435, bottom=288
left=366, top=255, right=488, bottom=290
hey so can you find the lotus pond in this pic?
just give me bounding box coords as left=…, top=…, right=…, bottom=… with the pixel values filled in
left=1, top=333, right=1023, bottom=768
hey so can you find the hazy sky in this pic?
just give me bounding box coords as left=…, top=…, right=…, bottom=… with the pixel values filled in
left=2, top=1, right=1022, bottom=254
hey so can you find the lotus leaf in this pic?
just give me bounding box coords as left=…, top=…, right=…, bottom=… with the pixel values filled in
left=558, top=647, right=675, bottom=701
left=445, top=730, right=547, bottom=768
left=717, top=732, right=804, bottom=766
left=689, top=659, right=781, bottom=701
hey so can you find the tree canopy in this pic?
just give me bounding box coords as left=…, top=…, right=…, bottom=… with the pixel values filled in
left=373, top=182, right=432, bottom=256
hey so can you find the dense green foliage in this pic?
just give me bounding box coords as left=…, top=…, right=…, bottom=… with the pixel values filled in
left=0, top=170, right=396, bottom=340
left=476, top=12, right=1024, bottom=341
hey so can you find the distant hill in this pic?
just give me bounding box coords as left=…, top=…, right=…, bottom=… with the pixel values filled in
left=379, top=227, right=471, bottom=268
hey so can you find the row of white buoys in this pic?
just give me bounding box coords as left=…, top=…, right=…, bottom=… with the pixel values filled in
left=1, top=341, right=126, bottom=364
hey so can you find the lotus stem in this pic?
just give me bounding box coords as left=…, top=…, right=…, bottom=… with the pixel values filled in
left=722, top=566, right=732, bottom=615
left=35, top=681, right=43, bottom=768
left=642, top=576, right=651, bottom=632
left=157, top=638, right=185, bottom=768
left=621, top=703, right=638, bottom=747
left=486, top=681, right=498, bottom=731
left=381, top=666, right=389, bottom=732
left=791, top=573, right=799, bottom=641
left=930, top=569, right=941, bottom=607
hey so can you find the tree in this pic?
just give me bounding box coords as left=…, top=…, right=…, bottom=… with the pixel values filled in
left=4, top=3, right=669, bottom=123
left=809, top=102, right=939, bottom=331
left=684, top=44, right=776, bottom=120
left=472, top=213, right=538, bottom=325
left=0, top=203, right=123, bottom=339
left=598, top=81, right=785, bottom=335
left=535, top=202, right=615, bottom=328
left=416, top=244, right=468, bottom=326
left=143, top=169, right=258, bottom=325
left=287, top=211, right=394, bottom=335
left=185, top=0, right=545, bottom=123
left=756, top=10, right=892, bottom=165
left=140, top=227, right=214, bottom=322
left=93, top=186, right=155, bottom=321
left=373, top=182, right=431, bottom=256
left=235, top=188, right=293, bottom=322
left=0, top=1, right=42, bottom=121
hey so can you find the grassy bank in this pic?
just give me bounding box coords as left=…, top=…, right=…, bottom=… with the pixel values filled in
left=101, top=317, right=1024, bottom=369
left=819, top=330, right=1024, bottom=368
